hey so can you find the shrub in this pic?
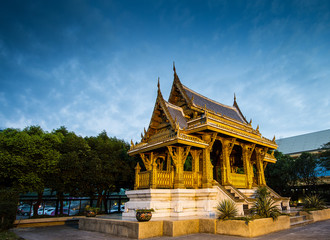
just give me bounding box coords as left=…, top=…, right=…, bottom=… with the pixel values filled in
left=250, top=186, right=281, bottom=220
left=217, top=199, right=238, bottom=220
left=0, top=189, right=19, bottom=230
left=303, top=194, right=326, bottom=210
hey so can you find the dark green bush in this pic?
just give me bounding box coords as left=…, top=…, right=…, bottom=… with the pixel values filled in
left=0, top=189, right=19, bottom=230
left=303, top=194, right=326, bottom=210
left=217, top=199, right=238, bottom=220
left=250, top=186, right=281, bottom=220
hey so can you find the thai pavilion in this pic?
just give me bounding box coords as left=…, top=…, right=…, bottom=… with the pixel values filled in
left=123, top=65, right=290, bottom=218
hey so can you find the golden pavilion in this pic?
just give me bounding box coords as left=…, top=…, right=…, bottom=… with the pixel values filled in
left=124, top=65, right=289, bottom=217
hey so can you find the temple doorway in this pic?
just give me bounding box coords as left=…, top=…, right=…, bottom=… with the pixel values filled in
left=211, top=140, right=222, bottom=183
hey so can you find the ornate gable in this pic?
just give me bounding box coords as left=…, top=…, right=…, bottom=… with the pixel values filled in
left=144, top=81, right=188, bottom=142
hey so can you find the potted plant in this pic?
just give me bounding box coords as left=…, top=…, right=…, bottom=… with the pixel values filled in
left=135, top=208, right=154, bottom=222
left=85, top=205, right=100, bottom=217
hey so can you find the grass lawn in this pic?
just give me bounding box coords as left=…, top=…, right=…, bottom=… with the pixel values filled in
left=0, top=231, right=22, bottom=240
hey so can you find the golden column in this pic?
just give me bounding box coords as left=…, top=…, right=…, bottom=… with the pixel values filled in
left=201, top=133, right=217, bottom=188
left=190, top=149, right=202, bottom=189
left=167, top=146, right=191, bottom=189
left=134, top=162, right=141, bottom=190
left=255, top=147, right=267, bottom=186
left=219, top=137, right=236, bottom=185
left=242, top=143, right=255, bottom=189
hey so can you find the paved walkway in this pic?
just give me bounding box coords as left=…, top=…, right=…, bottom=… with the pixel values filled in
left=12, top=219, right=330, bottom=240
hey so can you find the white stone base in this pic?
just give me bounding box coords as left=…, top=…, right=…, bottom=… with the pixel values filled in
left=123, top=188, right=219, bottom=218
left=123, top=186, right=289, bottom=218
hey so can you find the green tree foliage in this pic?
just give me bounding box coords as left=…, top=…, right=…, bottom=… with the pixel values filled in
left=0, top=127, right=60, bottom=193
left=22, top=126, right=62, bottom=215
left=0, top=189, right=19, bottom=230
left=1, top=125, right=136, bottom=216
left=48, top=126, right=90, bottom=215
left=295, top=152, right=318, bottom=186
left=85, top=131, right=136, bottom=211
left=265, top=151, right=297, bottom=196
left=266, top=151, right=320, bottom=197
left=319, top=142, right=330, bottom=171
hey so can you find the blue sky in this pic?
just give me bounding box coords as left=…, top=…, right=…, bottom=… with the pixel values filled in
left=1, top=0, right=330, bottom=142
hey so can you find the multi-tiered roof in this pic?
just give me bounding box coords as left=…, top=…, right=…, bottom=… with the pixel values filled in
left=129, top=65, right=277, bottom=163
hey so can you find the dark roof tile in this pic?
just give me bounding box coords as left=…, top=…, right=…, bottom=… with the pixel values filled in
left=183, top=86, right=245, bottom=123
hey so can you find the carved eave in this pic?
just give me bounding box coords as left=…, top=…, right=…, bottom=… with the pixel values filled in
left=264, top=153, right=277, bottom=163
left=185, top=112, right=278, bottom=149
left=128, top=132, right=209, bottom=156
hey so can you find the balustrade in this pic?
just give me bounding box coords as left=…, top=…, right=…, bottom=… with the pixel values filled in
left=138, top=171, right=151, bottom=189
left=231, top=173, right=247, bottom=188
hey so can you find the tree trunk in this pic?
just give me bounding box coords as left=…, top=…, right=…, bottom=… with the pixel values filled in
left=33, top=192, right=43, bottom=216
left=103, top=191, right=108, bottom=213
left=56, top=192, right=64, bottom=216
left=96, top=190, right=103, bottom=208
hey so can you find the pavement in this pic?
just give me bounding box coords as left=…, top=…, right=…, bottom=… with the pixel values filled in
left=12, top=219, right=330, bottom=240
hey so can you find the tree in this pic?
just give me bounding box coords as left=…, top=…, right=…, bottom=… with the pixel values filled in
left=295, top=152, right=318, bottom=186
left=84, top=131, right=137, bottom=212
left=22, top=126, right=62, bottom=215
left=49, top=127, right=89, bottom=215
left=319, top=142, right=330, bottom=171
left=0, top=126, right=61, bottom=215
left=265, top=151, right=298, bottom=196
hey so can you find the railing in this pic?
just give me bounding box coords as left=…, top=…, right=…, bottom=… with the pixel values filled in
left=139, top=171, right=151, bottom=189
left=183, top=172, right=194, bottom=188
left=137, top=170, right=202, bottom=189
left=231, top=173, right=247, bottom=188
left=157, top=171, right=173, bottom=188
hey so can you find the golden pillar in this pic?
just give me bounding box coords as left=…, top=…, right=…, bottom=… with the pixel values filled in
left=242, top=143, right=255, bottom=189
left=219, top=137, right=236, bottom=185
left=166, top=151, right=171, bottom=171
left=190, top=149, right=201, bottom=189
left=201, top=133, right=217, bottom=188
left=150, top=161, right=158, bottom=189
left=167, top=146, right=191, bottom=189
left=134, top=162, right=141, bottom=190
left=255, top=147, right=267, bottom=186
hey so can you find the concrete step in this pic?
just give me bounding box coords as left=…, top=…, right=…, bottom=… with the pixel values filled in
left=288, top=211, right=299, bottom=216
left=290, top=215, right=306, bottom=224
left=290, top=219, right=314, bottom=228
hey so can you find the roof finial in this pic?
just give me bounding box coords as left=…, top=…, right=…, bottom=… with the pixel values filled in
left=157, top=77, right=160, bottom=90
left=234, top=93, right=236, bottom=102
left=173, top=61, right=176, bottom=73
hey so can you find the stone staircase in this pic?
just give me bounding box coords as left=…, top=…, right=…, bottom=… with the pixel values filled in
left=289, top=212, right=313, bottom=228
left=224, top=186, right=241, bottom=200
